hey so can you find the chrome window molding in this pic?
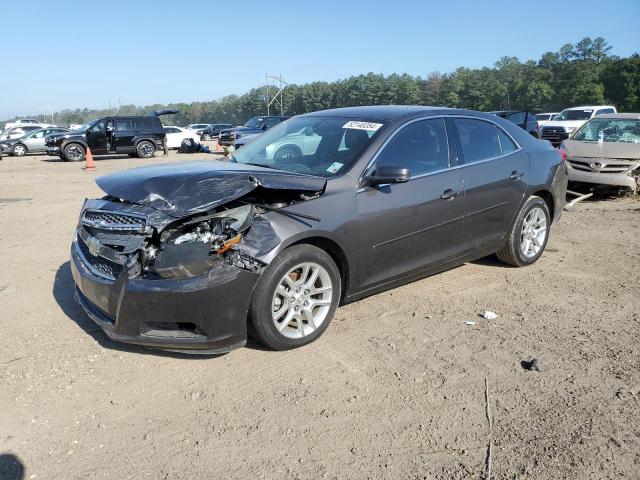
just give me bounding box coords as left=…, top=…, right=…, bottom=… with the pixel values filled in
left=357, top=114, right=523, bottom=191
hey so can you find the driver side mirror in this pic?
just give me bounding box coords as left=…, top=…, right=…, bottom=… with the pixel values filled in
left=361, top=166, right=411, bottom=187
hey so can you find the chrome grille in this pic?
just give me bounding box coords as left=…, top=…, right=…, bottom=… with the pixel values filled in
left=568, top=158, right=638, bottom=174
left=77, top=235, right=123, bottom=279
left=82, top=210, right=147, bottom=231
left=541, top=127, right=568, bottom=146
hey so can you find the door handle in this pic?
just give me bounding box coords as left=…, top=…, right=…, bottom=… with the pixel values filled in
left=440, top=189, right=458, bottom=200
left=510, top=171, right=524, bottom=180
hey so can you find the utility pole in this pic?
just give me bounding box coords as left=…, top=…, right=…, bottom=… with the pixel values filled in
left=264, top=74, right=288, bottom=116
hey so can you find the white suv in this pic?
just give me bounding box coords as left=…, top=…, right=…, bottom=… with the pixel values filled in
left=3, top=119, right=50, bottom=130
left=540, top=106, right=617, bottom=146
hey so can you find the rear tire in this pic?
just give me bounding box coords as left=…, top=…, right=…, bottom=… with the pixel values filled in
left=63, top=143, right=86, bottom=162
left=250, top=245, right=341, bottom=350
left=202, top=134, right=211, bottom=141
left=136, top=141, right=155, bottom=158
left=497, top=196, right=550, bottom=267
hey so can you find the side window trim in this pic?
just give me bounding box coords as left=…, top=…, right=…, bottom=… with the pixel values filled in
left=359, top=116, right=454, bottom=186
left=449, top=116, right=523, bottom=167
left=357, top=114, right=524, bottom=191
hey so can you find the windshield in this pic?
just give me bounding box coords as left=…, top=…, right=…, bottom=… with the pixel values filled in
left=230, top=116, right=381, bottom=177
left=76, top=120, right=97, bottom=132
left=572, top=118, right=640, bottom=143
left=554, top=109, right=593, bottom=121
left=243, top=117, right=264, bottom=128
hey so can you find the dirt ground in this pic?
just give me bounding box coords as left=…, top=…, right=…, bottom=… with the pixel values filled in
left=0, top=150, right=639, bottom=480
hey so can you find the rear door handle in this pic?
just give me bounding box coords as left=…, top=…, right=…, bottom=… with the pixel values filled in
left=510, top=171, right=524, bottom=180
left=440, top=189, right=458, bottom=200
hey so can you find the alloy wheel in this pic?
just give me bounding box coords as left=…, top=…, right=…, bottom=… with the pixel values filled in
left=139, top=142, right=154, bottom=157
left=271, top=262, right=333, bottom=339
left=13, top=144, right=26, bottom=156
left=66, top=145, right=84, bottom=161
left=520, top=206, right=547, bottom=258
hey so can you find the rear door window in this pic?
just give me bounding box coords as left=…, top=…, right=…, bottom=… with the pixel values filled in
left=116, top=119, right=132, bottom=131
left=454, top=118, right=502, bottom=163
left=497, top=129, right=518, bottom=154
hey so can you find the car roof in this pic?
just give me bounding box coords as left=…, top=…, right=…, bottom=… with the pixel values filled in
left=302, top=105, right=455, bottom=122
left=488, top=110, right=528, bottom=114
left=592, top=113, right=640, bottom=119
left=563, top=105, right=615, bottom=110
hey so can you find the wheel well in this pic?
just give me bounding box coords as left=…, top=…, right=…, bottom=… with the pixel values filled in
left=13, top=142, right=27, bottom=150
left=136, top=138, right=155, bottom=148
left=533, top=189, right=555, bottom=221
left=291, top=237, right=350, bottom=302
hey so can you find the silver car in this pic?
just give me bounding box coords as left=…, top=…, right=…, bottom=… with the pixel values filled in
left=0, top=127, right=70, bottom=156
left=562, top=113, right=640, bottom=192
left=0, top=125, right=42, bottom=141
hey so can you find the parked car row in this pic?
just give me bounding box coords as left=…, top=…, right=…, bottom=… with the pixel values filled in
left=0, top=126, right=71, bottom=156
left=540, top=105, right=617, bottom=146
left=560, top=112, right=640, bottom=193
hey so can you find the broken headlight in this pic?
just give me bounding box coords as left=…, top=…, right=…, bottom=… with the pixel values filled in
left=145, top=204, right=254, bottom=278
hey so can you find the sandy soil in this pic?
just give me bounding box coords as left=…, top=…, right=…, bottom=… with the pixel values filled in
left=0, top=150, right=639, bottom=479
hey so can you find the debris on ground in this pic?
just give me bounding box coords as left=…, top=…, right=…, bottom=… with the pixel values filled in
left=464, top=321, right=476, bottom=326
left=521, top=358, right=543, bottom=372
left=481, top=311, right=498, bottom=320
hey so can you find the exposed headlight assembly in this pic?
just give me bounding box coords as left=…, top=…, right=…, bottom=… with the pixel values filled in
left=171, top=204, right=253, bottom=252
left=146, top=204, right=254, bottom=278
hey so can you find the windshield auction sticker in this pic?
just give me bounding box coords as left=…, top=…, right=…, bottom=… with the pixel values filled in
left=326, top=162, right=343, bottom=174
left=342, top=121, right=383, bottom=132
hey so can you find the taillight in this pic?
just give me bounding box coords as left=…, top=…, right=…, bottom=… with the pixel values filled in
left=557, top=147, right=567, bottom=161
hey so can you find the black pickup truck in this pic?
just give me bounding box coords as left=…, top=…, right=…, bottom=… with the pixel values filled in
left=218, top=115, right=289, bottom=147
left=46, top=110, right=177, bottom=161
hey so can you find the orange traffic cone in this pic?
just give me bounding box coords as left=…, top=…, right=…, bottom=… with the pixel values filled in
left=83, top=147, right=95, bottom=170
left=211, top=139, right=226, bottom=156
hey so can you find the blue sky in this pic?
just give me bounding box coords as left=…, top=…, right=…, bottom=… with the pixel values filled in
left=1, top=0, right=638, bottom=120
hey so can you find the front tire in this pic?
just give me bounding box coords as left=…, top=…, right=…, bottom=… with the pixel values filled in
left=497, top=196, right=550, bottom=267
left=63, top=143, right=86, bottom=162
left=11, top=143, right=27, bottom=156
left=136, top=141, right=156, bottom=158
left=202, top=134, right=210, bottom=141
left=250, top=245, right=341, bottom=350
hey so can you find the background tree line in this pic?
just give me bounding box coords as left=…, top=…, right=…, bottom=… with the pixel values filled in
left=6, top=37, right=639, bottom=127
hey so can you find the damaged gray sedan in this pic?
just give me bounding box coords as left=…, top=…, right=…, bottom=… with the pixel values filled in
left=71, top=106, right=567, bottom=353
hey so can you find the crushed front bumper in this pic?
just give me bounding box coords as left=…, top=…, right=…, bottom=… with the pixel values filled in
left=567, top=162, right=639, bottom=189
left=46, top=146, right=61, bottom=156
left=70, top=236, right=260, bottom=354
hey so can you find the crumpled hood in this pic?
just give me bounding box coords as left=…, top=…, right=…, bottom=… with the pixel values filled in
left=95, top=160, right=326, bottom=218
left=563, top=139, right=640, bottom=160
